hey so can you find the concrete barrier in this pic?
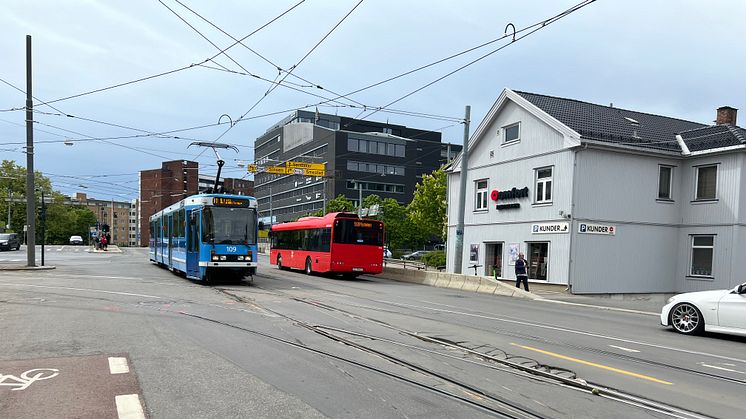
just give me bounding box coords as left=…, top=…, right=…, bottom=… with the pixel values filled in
left=381, top=266, right=540, bottom=300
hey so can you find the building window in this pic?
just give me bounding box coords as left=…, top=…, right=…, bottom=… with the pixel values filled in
left=383, top=127, right=393, bottom=134
left=535, top=167, right=553, bottom=204
left=695, top=165, right=717, bottom=200
left=658, top=165, right=673, bottom=200
left=690, top=235, right=714, bottom=277
left=475, top=179, right=488, bottom=211
left=503, top=123, right=520, bottom=144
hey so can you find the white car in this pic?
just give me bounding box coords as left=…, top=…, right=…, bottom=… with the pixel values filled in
left=383, top=247, right=392, bottom=259
left=69, top=235, right=84, bottom=245
left=660, top=282, right=746, bottom=336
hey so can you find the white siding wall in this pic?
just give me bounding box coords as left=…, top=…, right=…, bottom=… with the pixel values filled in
left=446, top=100, right=575, bottom=284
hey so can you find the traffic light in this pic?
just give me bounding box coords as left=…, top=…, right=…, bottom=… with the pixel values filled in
left=102, top=224, right=110, bottom=233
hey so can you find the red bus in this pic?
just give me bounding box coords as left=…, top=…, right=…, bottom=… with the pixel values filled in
left=270, top=212, right=384, bottom=277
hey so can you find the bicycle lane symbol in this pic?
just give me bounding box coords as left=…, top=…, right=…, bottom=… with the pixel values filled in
left=0, top=369, right=60, bottom=391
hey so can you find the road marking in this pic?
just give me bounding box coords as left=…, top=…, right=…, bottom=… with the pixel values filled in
left=609, top=345, right=640, bottom=353
left=0, top=283, right=163, bottom=299
left=698, top=362, right=746, bottom=375
left=108, top=357, right=130, bottom=374
left=0, top=368, right=59, bottom=391
left=115, top=394, right=146, bottom=419
left=510, top=343, right=673, bottom=385
left=374, top=299, right=746, bottom=364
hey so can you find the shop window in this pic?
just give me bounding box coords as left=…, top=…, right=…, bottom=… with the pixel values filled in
left=535, top=167, right=553, bottom=204
left=695, top=165, right=717, bottom=200
left=503, top=123, right=520, bottom=144
left=475, top=179, right=488, bottom=211
left=527, top=242, right=548, bottom=280
left=690, top=235, right=714, bottom=277
left=658, top=165, right=673, bottom=200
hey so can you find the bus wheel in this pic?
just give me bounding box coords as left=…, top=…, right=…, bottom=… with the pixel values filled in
left=305, top=258, right=313, bottom=275
left=277, top=255, right=284, bottom=270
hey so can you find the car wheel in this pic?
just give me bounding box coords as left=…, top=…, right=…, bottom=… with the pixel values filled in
left=670, top=303, right=705, bottom=335
left=305, top=258, right=313, bottom=275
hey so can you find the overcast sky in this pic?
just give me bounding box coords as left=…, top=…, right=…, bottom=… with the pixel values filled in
left=1, top=0, right=745, bottom=201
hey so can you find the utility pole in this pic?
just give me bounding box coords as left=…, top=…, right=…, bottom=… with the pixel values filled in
left=39, top=189, right=45, bottom=266
left=6, top=188, right=11, bottom=231
left=453, top=105, right=470, bottom=274
left=25, top=35, right=36, bottom=267
left=268, top=185, right=273, bottom=226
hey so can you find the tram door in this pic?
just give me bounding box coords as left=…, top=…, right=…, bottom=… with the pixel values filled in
left=186, top=210, right=200, bottom=278
left=167, top=214, right=173, bottom=266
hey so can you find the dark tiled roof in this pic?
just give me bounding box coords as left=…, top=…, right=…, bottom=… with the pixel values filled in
left=515, top=91, right=744, bottom=153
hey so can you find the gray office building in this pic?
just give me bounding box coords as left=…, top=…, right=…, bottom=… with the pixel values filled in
left=254, top=110, right=461, bottom=224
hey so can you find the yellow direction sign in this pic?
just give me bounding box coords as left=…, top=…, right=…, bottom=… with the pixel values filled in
left=303, top=168, right=326, bottom=177
left=286, top=161, right=325, bottom=171
left=266, top=166, right=290, bottom=175
left=247, top=164, right=259, bottom=173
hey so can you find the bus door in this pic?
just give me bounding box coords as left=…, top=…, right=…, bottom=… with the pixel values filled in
left=167, top=214, right=173, bottom=266
left=186, top=210, right=200, bottom=278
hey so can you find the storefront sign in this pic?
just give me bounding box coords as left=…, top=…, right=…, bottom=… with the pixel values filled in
left=491, top=187, right=529, bottom=201
left=469, top=244, right=479, bottom=262
left=578, top=223, right=616, bottom=235
left=531, top=222, right=569, bottom=234
left=508, top=243, right=520, bottom=266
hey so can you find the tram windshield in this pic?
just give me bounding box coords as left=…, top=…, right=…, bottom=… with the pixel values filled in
left=202, top=207, right=256, bottom=244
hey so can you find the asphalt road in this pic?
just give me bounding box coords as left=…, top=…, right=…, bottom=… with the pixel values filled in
left=1, top=247, right=744, bottom=418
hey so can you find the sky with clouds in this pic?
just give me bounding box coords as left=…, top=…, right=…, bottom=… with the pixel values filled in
left=1, top=0, right=744, bottom=201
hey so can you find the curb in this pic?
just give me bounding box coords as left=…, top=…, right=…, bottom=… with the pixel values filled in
left=378, top=266, right=660, bottom=316
left=0, top=265, right=56, bottom=271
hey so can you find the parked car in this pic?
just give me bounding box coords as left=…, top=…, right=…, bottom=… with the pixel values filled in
left=0, top=233, right=20, bottom=251
left=660, top=282, right=746, bottom=336
left=383, top=247, right=392, bottom=259
left=401, top=250, right=429, bottom=261
left=69, top=235, right=84, bottom=245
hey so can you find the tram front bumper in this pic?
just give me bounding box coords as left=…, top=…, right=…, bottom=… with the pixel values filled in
left=199, top=261, right=258, bottom=268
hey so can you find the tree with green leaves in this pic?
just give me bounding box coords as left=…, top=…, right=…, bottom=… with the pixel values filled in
left=407, top=168, right=447, bottom=240
left=1, top=160, right=54, bottom=235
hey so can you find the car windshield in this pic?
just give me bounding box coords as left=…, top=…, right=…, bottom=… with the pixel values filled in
left=0, top=234, right=11, bottom=240
left=202, top=206, right=257, bottom=244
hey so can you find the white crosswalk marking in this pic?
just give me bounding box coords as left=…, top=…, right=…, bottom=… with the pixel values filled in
left=115, top=394, right=145, bottom=419
left=108, top=357, right=130, bottom=374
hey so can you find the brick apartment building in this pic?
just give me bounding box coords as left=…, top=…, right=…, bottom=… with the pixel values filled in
left=69, top=193, right=131, bottom=246
left=138, top=160, right=254, bottom=246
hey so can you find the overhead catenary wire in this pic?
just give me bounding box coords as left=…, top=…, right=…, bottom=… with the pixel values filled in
left=32, top=0, right=308, bottom=109
left=199, top=0, right=366, bottom=158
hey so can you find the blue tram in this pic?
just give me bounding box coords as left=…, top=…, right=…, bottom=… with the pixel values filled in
left=149, top=193, right=258, bottom=282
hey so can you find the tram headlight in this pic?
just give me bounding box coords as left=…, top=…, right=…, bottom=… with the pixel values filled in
left=237, top=256, right=244, bottom=261
left=212, top=255, right=219, bottom=261
left=220, top=255, right=227, bottom=261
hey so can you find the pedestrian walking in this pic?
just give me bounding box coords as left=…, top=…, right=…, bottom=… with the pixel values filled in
left=106, top=233, right=111, bottom=250
left=515, top=253, right=529, bottom=292
left=101, top=234, right=108, bottom=251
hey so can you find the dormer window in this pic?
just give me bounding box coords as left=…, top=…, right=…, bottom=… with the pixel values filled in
left=503, top=122, right=520, bottom=144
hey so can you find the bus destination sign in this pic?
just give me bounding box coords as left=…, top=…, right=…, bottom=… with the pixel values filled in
left=354, top=221, right=373, bottom=228
left=212, top=197, right=250, bottom=207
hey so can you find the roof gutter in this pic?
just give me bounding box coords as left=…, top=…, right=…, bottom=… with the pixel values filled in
left=675, top=134, right=691, bottom=156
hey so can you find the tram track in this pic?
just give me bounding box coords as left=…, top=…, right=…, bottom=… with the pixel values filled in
left=214, top=287, right=710, bottom=419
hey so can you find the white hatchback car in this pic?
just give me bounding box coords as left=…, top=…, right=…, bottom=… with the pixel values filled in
left=661, top=282, right=746, bottom=336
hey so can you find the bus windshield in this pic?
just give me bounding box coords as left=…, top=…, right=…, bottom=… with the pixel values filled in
left=202, top=206, right=257, bottom=244
left=333, top=219, right=383, bottom=246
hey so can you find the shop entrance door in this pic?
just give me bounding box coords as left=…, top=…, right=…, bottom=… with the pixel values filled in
left=485, top=243, right=503, bottom=277
left=528, top=242, right=549, bottom=281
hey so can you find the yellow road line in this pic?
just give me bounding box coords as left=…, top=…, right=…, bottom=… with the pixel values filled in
left=510, top=343, right=673, bottom=385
